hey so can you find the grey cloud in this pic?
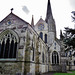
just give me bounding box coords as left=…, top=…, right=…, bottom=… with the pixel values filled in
left=22, top=6, right=30, bottom=14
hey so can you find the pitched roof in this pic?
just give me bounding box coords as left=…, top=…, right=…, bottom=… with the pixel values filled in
left=0, top=12, right=29, bottom=25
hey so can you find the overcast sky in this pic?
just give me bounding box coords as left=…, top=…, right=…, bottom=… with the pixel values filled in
left=0, top=0, right=75, bottom=38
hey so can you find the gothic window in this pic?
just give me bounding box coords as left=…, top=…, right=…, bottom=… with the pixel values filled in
left=0, top=30, right=19, bottom=59
left=40, top=32, right=43, bottom=40
left=45, top=34, right=47, bottom=43
left=52, top=51, right=59, bottom=64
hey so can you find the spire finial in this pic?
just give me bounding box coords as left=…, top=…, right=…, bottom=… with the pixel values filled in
left=11, top=8, right=14, bottom=13
left=31, top=15, right=34, bottom=27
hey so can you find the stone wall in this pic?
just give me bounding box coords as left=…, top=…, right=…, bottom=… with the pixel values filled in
left=0, top=61, right=23, bottom=75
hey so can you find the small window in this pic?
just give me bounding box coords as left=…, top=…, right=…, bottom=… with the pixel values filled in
left=45, top=34, right=47, bottom=43
left=69, top=51, right=71, bottom=57
left=74, top=61, right=75, bottom=66
left=42, top=53, right=44, bottom=63
left=40, top=32, right=43, bottom=40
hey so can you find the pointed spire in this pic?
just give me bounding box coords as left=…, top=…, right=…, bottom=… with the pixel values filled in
left=31, top=15, right=34, bottom=27
left=60, top=30, right=64, bottom=40
left=45, top=0, right=53, bottom=23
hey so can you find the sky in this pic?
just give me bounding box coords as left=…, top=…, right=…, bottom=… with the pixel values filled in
left=0, top=0, right=75, bottom=38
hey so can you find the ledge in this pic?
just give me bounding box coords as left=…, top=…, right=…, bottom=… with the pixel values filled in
left=0, top=59, right=16, bottom=61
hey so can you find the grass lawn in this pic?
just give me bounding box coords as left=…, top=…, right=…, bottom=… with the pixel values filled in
left=71, top=71, right=75, bottom=73
left=54, top=72, right=75, bottom=75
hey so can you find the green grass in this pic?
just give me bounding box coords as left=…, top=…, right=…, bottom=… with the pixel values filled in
left=71, top=71, right=75, bottom=73
left=54, top=73, right=75, bottom=75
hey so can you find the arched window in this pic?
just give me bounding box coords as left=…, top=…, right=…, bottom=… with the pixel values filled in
left=42, top=52, right=44, bottom=63
left=0, top=29, right=19, bottom=59
left=40, top=32, right=43, bottom=40
left=45, top=34, right=47, bottom=43
left=52, top=51, right=59, bottom=64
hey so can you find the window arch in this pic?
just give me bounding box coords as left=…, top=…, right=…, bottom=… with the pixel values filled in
left=45, top=34, right=47, bottom=43
left=40, top=32, right=43, bottom=40
left=52, top=51, right=59, bottom=64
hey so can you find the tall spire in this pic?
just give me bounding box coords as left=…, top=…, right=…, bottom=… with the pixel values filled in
left=45, top=0, right=53, bottom=23
left=31, top=15, right=34, bottom=27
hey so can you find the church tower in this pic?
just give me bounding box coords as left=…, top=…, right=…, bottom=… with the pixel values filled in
left=45, top=0, right=56, bottom=46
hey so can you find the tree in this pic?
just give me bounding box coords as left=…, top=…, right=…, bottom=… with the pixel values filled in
left=63, top=27, right=75, bottom=50
left=63, top=12, right=75, bottom=50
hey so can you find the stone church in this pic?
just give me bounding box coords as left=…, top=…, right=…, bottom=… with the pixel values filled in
left=0, top=0, right=75, bottom=75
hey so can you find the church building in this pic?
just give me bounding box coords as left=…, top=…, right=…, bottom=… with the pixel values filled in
left=0, top=0, right=74, bottom=75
